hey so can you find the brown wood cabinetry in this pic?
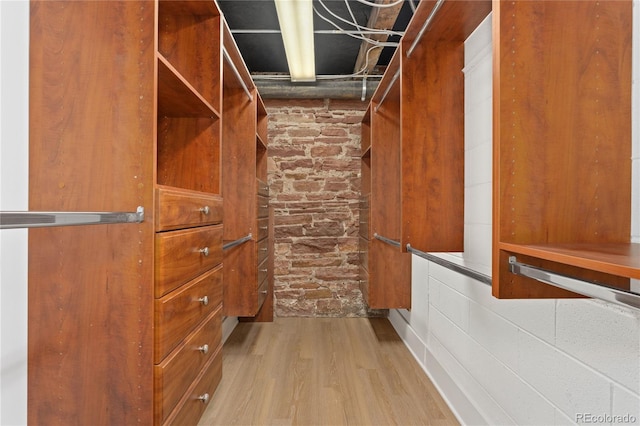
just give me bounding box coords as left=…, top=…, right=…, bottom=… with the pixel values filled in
left=221, top=22, right=273, bottom=320
left=492, top=0, right=637, bottom=298
left=27, top=0, right=238, bottom=423
left=360, top=0, right=490, bottom=309
left=363, top=0, right=635, bottom=304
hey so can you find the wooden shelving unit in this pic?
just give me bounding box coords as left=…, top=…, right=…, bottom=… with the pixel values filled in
left=492, top=0, right=635, bottom=299
left=27, top=1, right=243, bottom=424
left=221, top=21, right=273, bottom=319
left=361, top=0, right=491, bottom=309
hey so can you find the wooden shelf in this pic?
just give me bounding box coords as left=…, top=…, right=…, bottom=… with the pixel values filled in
left=158, top=1, right=221, bottom=110
left=157, top=56, right=220, bottom=118
left=500, top=242, right=640, bottom=280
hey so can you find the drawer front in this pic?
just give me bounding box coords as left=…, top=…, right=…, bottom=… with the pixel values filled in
left=257, top=257, right=268, bottom=286
left=257, top=179, right=269, bottom=197
left=155, top=225, right=223, bottom=297
left=359, top=236, right=369, bottom=271
left=257, top=217, right=269, bottom=241
left=156, top=188, right=223, bottom=232
left=257, top=237, right=269, bottom=265
left=256, top=277, right=269, bottom=311
left=257, top=195, right=269, bottom=219
left=359, top=195, right=369, bottom=239
left=155, top=308, right=222, bottom=424
left=155, top=265, right=223, bottom=362
left=162, top=346, right=223, bottom=426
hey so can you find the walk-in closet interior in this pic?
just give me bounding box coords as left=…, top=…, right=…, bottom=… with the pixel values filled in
left=0, top=0, right=638, bottom=424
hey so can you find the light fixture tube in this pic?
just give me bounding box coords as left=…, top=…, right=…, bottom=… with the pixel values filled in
left=274, top=0, right=316, bottom=82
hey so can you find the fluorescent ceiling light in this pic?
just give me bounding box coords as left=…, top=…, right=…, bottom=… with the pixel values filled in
left=274, top=0, right=316, bottom=82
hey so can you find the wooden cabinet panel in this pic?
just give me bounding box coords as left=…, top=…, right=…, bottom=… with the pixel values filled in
left=28, top=1, right=156, bottom=424
left=492, top=0, right=635, bottom=298
left=155, top=265, right=223, bottom=362
left=369, top=240, right=411, bottom=309
left=155, top=187, right=223, bottom=232
left=155, top=308, right=222, bottom=424
left=155, top=225, right=223, bottom=297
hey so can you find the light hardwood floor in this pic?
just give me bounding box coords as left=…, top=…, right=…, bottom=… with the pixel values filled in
left=199, top=317, right=459, bottom=426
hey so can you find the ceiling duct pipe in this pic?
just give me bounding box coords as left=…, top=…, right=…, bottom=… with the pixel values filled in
left=255, top=79, right=380, bottom=100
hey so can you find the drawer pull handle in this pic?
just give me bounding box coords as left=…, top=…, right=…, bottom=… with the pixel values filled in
left=260, top=226, right=268, bottom=230
left=260, top=290, right=268, bottom=295
left=260, top=204, right=268, bottom=209
left=200, top=206, right=210, bottom=215
left=261, top=248, right=268, bottom=252
left=198, top=393, right=210, bottom=404
left=199, top=247, right=210, bottom=257
left=260, top=269, right=268, bottom=273
left=198, top=296, right=209, bottom=306
left=198, top=344, right=209, bottom=354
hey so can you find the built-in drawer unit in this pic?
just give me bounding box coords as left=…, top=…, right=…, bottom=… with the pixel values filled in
left=160, top=345, right=223, bottom=426
left=155, top=225, right=223, bottom=297
left=154, top=265, right=223, bottom=362
left=155, top=187, right=223, bottom=232
left=155, top=307, right=222, bottom=424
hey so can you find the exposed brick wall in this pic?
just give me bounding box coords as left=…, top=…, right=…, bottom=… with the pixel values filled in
left=265, top=99, right=368, bottom=317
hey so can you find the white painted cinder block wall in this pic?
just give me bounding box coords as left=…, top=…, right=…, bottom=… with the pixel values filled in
left=0, top=1, right=29, bottom=425
left=389, top=8, right=640, bottom=426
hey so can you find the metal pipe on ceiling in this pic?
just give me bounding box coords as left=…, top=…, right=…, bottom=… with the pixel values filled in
left=255, top=79, right=379, bottom=100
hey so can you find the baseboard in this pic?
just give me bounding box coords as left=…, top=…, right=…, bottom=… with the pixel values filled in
left=388, top=310, right=487, bottom=426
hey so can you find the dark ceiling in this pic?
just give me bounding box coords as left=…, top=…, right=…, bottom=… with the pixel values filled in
left=218, top=0, right=416, bottom=96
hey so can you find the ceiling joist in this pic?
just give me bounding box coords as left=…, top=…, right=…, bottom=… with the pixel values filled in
left=353, top=0, right=405, bottom=75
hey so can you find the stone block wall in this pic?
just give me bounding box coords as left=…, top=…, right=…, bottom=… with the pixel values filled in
left=265, top=99, right=369, bottom=317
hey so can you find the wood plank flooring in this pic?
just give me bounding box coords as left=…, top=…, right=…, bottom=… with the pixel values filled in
left=199, top=317, right=458, bottom=425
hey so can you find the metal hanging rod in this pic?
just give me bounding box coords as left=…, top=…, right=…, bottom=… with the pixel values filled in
left=406, top=244, right=492, bottom=286
left=373, top=233, right=401, bottom=248
left=509, top=256, right=640, bottom=310
left=406, top=0, right=445, bottom=58
left=374, top=69, right=400, bottom=113
left=223, top=48, right=254, bottom=102
left=223, top=233, right=252, bottom=251
left=0, top=206, right=145, bottom=230
left=231, top=29, right=405, bottom=36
